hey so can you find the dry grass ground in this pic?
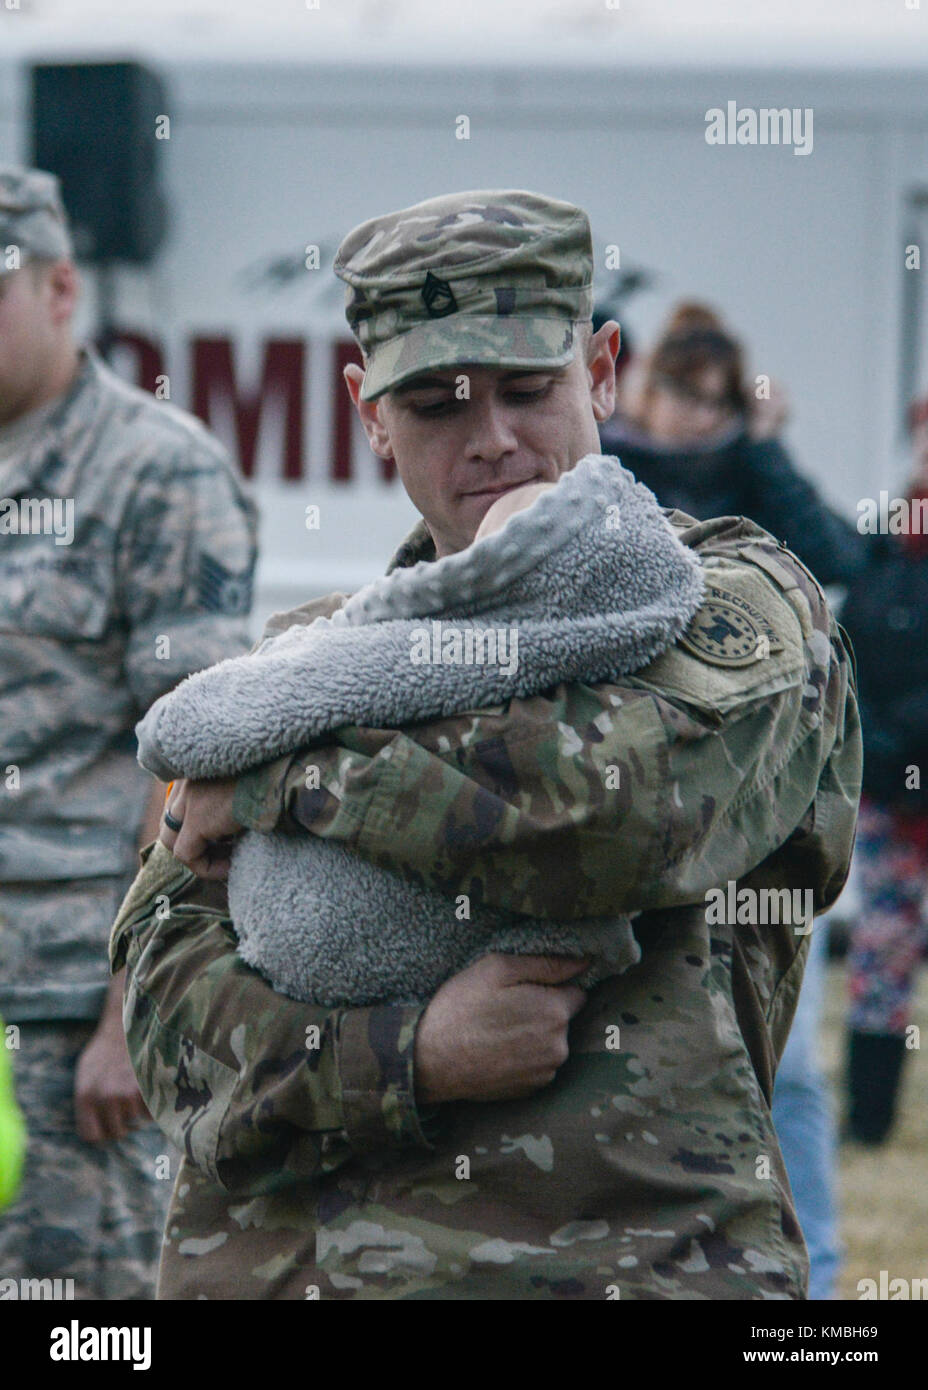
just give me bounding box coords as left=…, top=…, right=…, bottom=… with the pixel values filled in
left=820, top=963, right=928, bottom=1298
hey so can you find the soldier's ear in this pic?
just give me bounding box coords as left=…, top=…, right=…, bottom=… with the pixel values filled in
left=343, top=363, right=395, bottom=460
left=43, top=259, right=80, bottom=328
left=587, top=320, right=620, bottom=423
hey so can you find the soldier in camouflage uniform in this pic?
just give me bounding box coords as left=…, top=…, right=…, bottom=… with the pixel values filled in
left=111, top=190, right=862, bottom=1299
left=0, top=165, right=258, bottom=1298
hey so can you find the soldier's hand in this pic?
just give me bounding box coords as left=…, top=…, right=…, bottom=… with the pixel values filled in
left=74, top=1020, right=152, bottom=1145
left=413, top=953, right=589, bottom=1104
left=160, top=776, right=243, bottom=880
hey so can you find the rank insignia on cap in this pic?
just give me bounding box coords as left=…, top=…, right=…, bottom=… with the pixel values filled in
left=421, top=270, right=458, bottom=318
left=680, top=585, right=784, bottom=667
left=198, top=554, right=253, bottom=616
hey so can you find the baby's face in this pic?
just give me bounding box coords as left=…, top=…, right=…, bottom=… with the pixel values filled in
left=473, top=481, right=557, bottom=543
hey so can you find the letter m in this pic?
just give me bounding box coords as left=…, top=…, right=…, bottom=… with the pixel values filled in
left=764, top=108, right=792, bottom=144
left=20, top=498, right=52, bottom=533
left=20, top=1277, right=53, bottom=1299
left=192, top=338, right=305, bottom=480
left=761, top=888, right=792, bottom=923
left=101, top=1328, right=131, bottom=1358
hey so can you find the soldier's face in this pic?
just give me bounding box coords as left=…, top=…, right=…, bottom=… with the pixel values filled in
left=0, top=262, right=76, bottom=424
left=346, top=321, right=619, bottom=557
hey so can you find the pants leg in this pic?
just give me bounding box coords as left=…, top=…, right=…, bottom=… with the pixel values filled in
left=772, top=922, right=841, bottom=1300
left=847, top=799, right=927, bottom=1037
left=844, top=799, right=928, bottom=1143
left=0, top=1020, right=177, bottom=1300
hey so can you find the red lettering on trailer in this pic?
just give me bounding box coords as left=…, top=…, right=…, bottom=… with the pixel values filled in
left=105, top=331, right=400, bottom=485
left=192, top=337, right=305, bottom=480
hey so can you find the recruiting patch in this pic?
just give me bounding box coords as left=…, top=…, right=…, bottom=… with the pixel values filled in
left=680, top=584, right=785, bottom=668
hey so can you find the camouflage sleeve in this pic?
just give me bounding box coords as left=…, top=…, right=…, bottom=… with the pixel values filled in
left=232, top=638, right=859, bottom=921
left=110, top=842, right=439, bottom=1193
left=116, top=437, right=259, bottom=711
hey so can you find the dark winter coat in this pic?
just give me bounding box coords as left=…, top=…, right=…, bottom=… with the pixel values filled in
left=839, top=531, right=928, bottom=810
left=599, top=415, right=865, bottom=589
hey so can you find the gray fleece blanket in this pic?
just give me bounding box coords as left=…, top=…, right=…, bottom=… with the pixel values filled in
left=136, top=455, right=706, bottom=1006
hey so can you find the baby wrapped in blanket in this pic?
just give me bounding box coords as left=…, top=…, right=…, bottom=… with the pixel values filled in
left=135, top=455, right=706, bottom=1006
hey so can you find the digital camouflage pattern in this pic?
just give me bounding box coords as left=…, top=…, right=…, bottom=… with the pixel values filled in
left=0, top=164, right=72, bottom=272
left=0, top=879, right=128, bottom=1028
left=0, top=1022, right=177, bottom=1299
left=0, top=346, right=258, bottom=1021
left=334, top=190, right=594, bottom=399
left=112, top=508, right=863, bottom=1300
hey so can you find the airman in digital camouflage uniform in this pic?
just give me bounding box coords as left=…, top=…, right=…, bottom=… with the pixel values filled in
left=111, top=189, right=862, bottom=1300
left=0, top=164, right=258, bottom=1299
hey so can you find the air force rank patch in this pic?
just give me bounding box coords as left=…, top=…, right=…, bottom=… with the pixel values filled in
left=680, top=584, right=784, bottom=667
left=198, top=554, right=253, bottom=616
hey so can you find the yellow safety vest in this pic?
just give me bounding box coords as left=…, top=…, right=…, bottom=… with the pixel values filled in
left=0, top=1018, right=26, bottom=1209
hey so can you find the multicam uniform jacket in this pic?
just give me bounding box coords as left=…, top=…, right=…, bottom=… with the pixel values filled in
left=111, top=509, right=862, bottom=1300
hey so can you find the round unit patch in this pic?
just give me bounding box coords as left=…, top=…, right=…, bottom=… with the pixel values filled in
left=680, top=585, right=784, bottom=668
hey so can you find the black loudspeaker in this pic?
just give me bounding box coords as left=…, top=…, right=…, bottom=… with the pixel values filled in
left=31, top=62, right=169, bottom=265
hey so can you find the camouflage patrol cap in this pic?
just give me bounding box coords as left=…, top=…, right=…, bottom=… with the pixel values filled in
left=0, top=164, right=72, bottom=275
left=334, top=189, right=594, bottom=400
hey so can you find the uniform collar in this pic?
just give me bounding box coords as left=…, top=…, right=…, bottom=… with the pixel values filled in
left=386, top=517, right=437, bottom=572
left=0, top=392, right=61, bottom=466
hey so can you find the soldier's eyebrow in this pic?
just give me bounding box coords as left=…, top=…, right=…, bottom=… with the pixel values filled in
left=393, top=368, right=563, bottom=395
left=392, top=376, right=458, bottom=394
